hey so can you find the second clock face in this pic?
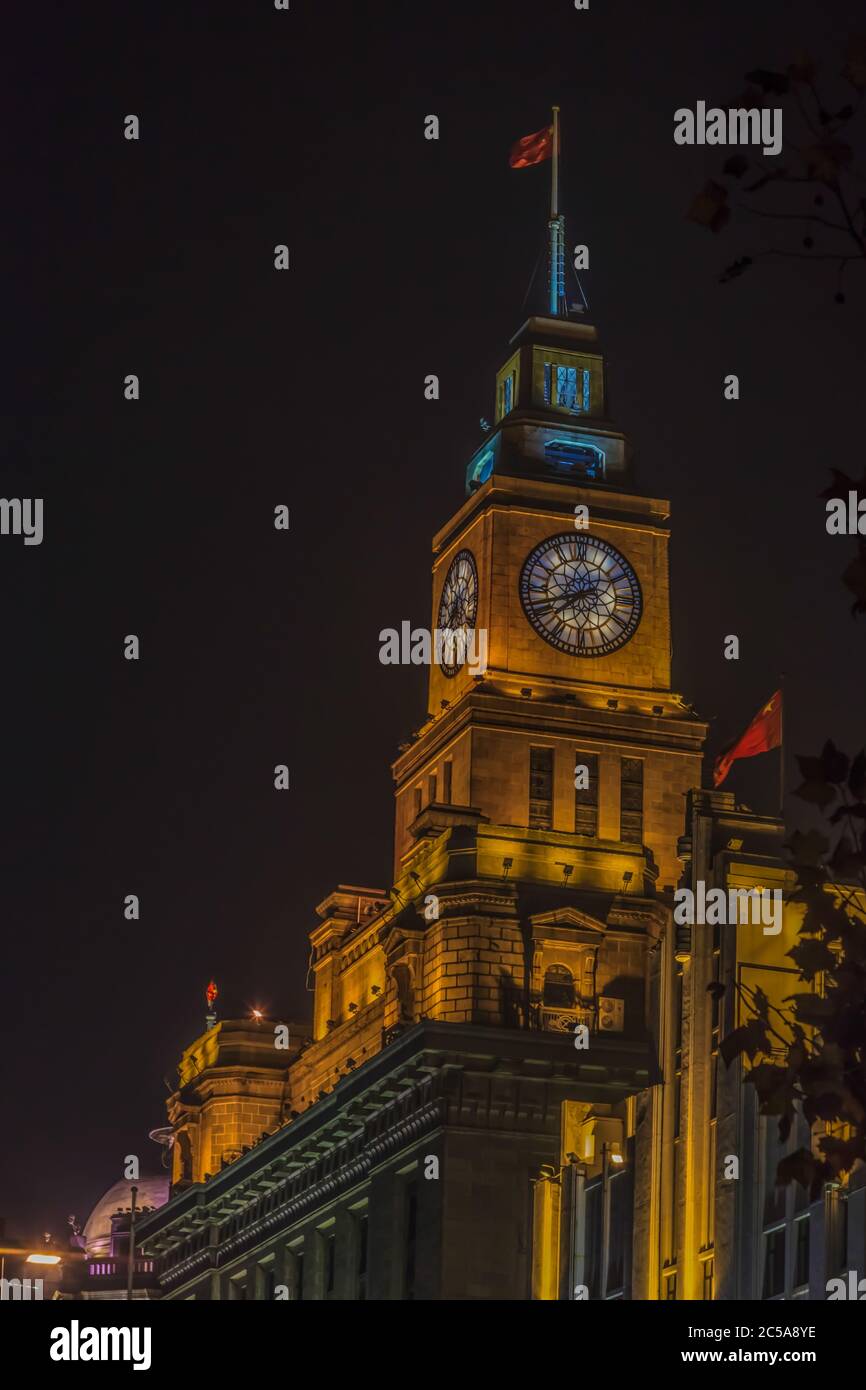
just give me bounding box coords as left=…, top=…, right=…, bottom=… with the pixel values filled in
left=437, top=549, right=479, bottom=676
left=519, top=532, right=642, bottom=656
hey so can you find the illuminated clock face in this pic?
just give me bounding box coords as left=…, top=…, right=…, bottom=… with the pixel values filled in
left=519, top=532, right=642, bottom=656
left=437, top=549, right=478, bottom=676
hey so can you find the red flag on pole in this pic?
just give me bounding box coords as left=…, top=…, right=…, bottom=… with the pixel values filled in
left=509, top=125, right=553, bottom=168
left=713, top=690, right=783, bottom=787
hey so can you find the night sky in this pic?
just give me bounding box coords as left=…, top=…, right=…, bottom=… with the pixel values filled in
left=3, top=0, right=863, bottom=1241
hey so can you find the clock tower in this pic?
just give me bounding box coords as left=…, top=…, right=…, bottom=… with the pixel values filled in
left=143, top=168, right=719, bottom=1304
left=393, top=308, right=706, bottom=891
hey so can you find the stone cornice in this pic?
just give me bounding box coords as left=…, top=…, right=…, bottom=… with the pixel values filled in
left=140, top=1018, right=657, bottom=1288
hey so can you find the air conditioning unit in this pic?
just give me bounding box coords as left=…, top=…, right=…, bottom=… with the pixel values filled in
left=598, top=997, right=625, bottom=1033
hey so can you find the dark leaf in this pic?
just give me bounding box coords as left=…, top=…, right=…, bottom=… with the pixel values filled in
left=786, top=829, right=830, bottom=867
left=843, top=542, right=866, bottom=615
left=796, top=755, right=825, bottom=781
left=787, top=54, right=819, bottom=84
left=718, top=256, right=752, bottom=284
left=751, top=985, right=770, bottom=1020
left=821, top=741, right=849, bottom=784
left=720, top=1015, right=771, bottom=1065
left=789, top=992, right=834, bottom=1025
left=793, top=778, right=837, bottom=811
left=747, top=1062, right=790, bottom=1109
left=803, top=140, right=854, bottom=180
left=817, top=469, right=866, bottom=503
left=849, top=750, right=866, bottom=798
left=706, top=981, right=726, bottom=1001
left=800, top=896, right=852, bottom=941
left=828, top=837, right=866, bottom=879
left=818, top=1132, right=866, bottom=1176
left=722, top=152, right=750, bottom=178
left=742, top=174, right=774, bottom=193
left=787, top=937, right=837, bottom=979
left=818, top=468, right=857, bottom=500
left=719, top=1026, right=750, bottom=1066
left=841, top=34, right=866, bottom=91
left=829, top=802, right=866, bottom=823
left=687, top=181, right=730, bottom=233
left=745, top=68, right=790, bottom=95
left=776, top=1147, right=822, bottom=1192
left=804, top=1092, right=846, bottom=1122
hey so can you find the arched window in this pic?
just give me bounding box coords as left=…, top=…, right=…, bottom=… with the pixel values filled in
left=543, top=964, right=575, bottom=1009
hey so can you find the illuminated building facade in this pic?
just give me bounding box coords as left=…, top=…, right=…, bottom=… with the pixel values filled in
left=137, top=294, right=864, bottom=1302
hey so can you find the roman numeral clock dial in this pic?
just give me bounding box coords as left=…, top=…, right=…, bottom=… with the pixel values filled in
left=437, top=549, right=479, bottom=676
left=519, top=533, right=642, bottom=656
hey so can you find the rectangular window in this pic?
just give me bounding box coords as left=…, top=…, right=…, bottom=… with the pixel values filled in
left=762, top=1227, right=786, bottom=1299
left=702, top=1258, right=714, bottom=1300
left=543, top=361, right=589, bottom=412
left=503, top=374, right=514, bottom=414
left=620, top=758, right=643, bottom=844
left=584, top=1181, right=602, bottom=1300
left=827, top=1189, right=848, bottom=1276
left=671, top=1144, right=680, bottom=1261
left=706, top=1119, right=717, bottom=1248
left=793, top=1215, right=810, bottom=1290
left=285, top=1242, right=306, bottom=1301
left=606, top=1169, right=628, bottom=1295
left=442, top=759, right=453, bottom=804
left=574, top=752, right=599, bottom=836
left=428, top=773, right=437, bottom=804
left=322, top=1229, right=336, bottom=1298
left=529, top=747, right=554, bottom=829
left=403, top=1182, right=418, bottom=1300
left=356, top=1213, right=368, bottom=1301
left=762, top=1120, right=786, bottom=1226
left=664, top=1271, right=677, bottom=1300
left=556, top=365, right=578, bottom=409
left=413, top=787, right=422, bottom=818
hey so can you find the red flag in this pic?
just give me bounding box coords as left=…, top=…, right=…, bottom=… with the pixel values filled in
left=713, top=690, right=782, bottom=787
left=206, top=979, right=218, bottom=1008
left=509, top=125, right=553, bottom=169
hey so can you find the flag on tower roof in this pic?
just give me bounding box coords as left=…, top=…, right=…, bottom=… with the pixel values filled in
left=508, top=125, right=553, bottom=169
left=713, top=690, right=783, bottom=787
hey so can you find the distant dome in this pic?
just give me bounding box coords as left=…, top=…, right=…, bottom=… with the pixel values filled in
left=83, top=1176, right=170, bottom=1257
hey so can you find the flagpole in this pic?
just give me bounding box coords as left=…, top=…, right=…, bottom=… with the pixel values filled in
left=549, top=106, right=563, bottom=315
left=551, top=105, right=560, bottom=220
left=779, top=673, right=785, bottom=823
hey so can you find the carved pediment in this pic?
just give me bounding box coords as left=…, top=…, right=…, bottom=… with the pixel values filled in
left=528, top=905, right=607, bottom=940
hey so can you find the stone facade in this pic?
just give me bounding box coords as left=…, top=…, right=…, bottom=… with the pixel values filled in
left=137, top=310, right=863, bottom=1301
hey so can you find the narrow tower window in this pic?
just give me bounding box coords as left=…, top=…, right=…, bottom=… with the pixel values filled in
left=529, top=747, right=554, bottom=829
left=620, top=758, right=643, bottom=844
left=543, top=362, right=581, bottom=410
left=442, top=759, right=453, bottom=804
left=574, top=752, right=599, bottom=836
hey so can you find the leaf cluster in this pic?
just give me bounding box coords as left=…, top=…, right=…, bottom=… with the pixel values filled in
left=719, top=737, right=866, bottom=1195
